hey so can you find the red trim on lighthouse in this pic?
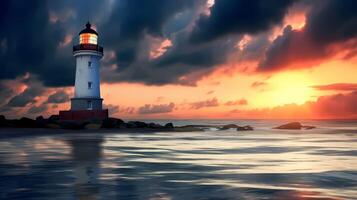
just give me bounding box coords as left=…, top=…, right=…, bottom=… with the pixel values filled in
left=59, top=109, right=108, bottom=121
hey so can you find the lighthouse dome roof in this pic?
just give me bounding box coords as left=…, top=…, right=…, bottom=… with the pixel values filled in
left=79, top=22, right=98, bottom=36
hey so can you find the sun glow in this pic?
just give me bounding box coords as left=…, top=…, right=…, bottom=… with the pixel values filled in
left=267, top=73, right=314, bottom=106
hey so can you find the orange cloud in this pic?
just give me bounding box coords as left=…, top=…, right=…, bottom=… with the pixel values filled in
left=225, top=99, right=248, bottom=106
left=189, top=98, right=219, bottom=110
left=138, top=103, right=175, bottom=114
left=311, top=83, right=357, bottom=91
left=251, top=81, right=268, bottom=88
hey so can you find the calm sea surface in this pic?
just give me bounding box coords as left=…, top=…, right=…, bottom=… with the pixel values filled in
left=0, top=120, right=357, bottom=200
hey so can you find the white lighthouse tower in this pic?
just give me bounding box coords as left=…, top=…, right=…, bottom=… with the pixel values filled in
left=60, top=22, right=108, bottom=121
left=71, top=22, right=103, bottom=111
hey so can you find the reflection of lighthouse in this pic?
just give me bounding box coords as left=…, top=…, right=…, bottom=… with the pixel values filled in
left=59, top=22, right=108, bottom=121
left=68, top=137, right=103, bottom=200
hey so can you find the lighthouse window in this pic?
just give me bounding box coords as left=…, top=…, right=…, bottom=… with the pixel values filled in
left=88, top=61, right=92, bottom=67
left=87, top=100, right=92, bottom=110
left=88, top=82, right=92, bottom=89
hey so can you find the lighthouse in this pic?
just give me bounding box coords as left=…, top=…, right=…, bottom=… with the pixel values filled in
left=59, top=22, right=108, bottom=121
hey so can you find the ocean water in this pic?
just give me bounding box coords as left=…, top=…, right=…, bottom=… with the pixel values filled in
left=0, top=120, right=357, bottom=200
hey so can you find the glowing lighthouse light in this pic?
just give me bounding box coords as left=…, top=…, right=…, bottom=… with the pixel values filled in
left=79, top=33, right=98, bottom=45
left=78, top=22, right=98, bottom=45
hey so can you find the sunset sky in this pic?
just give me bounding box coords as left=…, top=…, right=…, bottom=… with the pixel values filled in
left=1, top=0, right=357, bottom=119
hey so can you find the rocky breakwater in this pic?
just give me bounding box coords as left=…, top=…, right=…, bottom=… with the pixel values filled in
left=220, top=124, right=254, bottom=131
left=0, top=115, right=258, bottom=133
left=0, top=115, right=175, bottom=131
left=0, top=115, right=207, bottom=132
left=273, top=122, right=316, bottom=130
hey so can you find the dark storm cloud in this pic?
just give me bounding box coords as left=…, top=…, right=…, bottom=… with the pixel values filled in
left=46, top=90, right=70, bottom=103
left=125, top=32, right=239, bottom=86
left=101, top=0, right=295, bottom=86
left=0, top=0, right=297, bottom=88
left=100, top=0, right=202, bottom=69
left=259, top=0, right=357, bottom=71
left=0, top=0, right=75, bottom=87
left=0, top=0, right=304, bottom=90
left=190, top=0, right=295, bottom=43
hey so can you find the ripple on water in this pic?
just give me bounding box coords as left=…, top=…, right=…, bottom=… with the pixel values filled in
left=0, top=124, right=356, bottom=199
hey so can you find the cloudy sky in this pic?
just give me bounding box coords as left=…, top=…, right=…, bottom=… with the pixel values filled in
left=1, top=0, right=357, bottom=119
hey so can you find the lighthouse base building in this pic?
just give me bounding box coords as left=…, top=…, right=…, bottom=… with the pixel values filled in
left=59, top=22, right=108, bottom=122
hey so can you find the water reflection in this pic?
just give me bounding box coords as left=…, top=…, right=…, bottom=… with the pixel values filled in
left=0, top=121, right=356, bottom=199
left=67, top=136, right=104, bottom=200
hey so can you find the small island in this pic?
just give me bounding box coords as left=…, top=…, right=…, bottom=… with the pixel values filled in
left=273, top=122, right=316, bottom=130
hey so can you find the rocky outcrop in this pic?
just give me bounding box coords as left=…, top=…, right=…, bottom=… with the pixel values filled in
left=14, top=117, right=38, bottom=128
left=0, top=115, right=9, bottom=127
left=148, top=123, right=163, bottom=129
left=236, top=125, right=254, bottom=131
left=35, top=116, right=48, bottom=128
left=220, top=124, right=254, bottom=131
left=126, top=121, right=148, bottom=128
left=274, top=122, right=316, bottom=130
left=164, top=123, right=174, bottom=129
left=101, top=118, right=125, bottom=128
left=220, top=124, right=239, bottom=130
left=48, top=115, right=60, bottom=123
left=0, top=115, right=256, bottom=132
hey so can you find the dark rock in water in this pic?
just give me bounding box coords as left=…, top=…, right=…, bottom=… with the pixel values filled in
left=36, top=116, right=44, bottom=121
left=237, top=125, right=254, bottom=131
left=127, top=121, right=148, bottom=128
left=302, top=125, right=316, bottom=130
left=48, top=115, right=60, bottom=123
left=274, top=122, right=302, bottom=130
left=0, top=114, right=203, bottom=133
left=274, top=122, right=316, bottom=130
left=101, top=118, right=124, bottom=128
left=174, top=125, right=204, bottom=132
left=220, top=124, right=239, bottom=130
left=148, top=123, right=163, bottom=129
left=35, top=116, right=47, bottom=128
left=220, top=124, right=253, bottom=131
left=0, top=115, right=8, bottom=127
left=59, top=121, right=86, bottom=130
left=0, top=115, right=12, bottom=127
left=164, top=123, right=174, bottom=129
left=15, top=117, right=38, bottom=128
